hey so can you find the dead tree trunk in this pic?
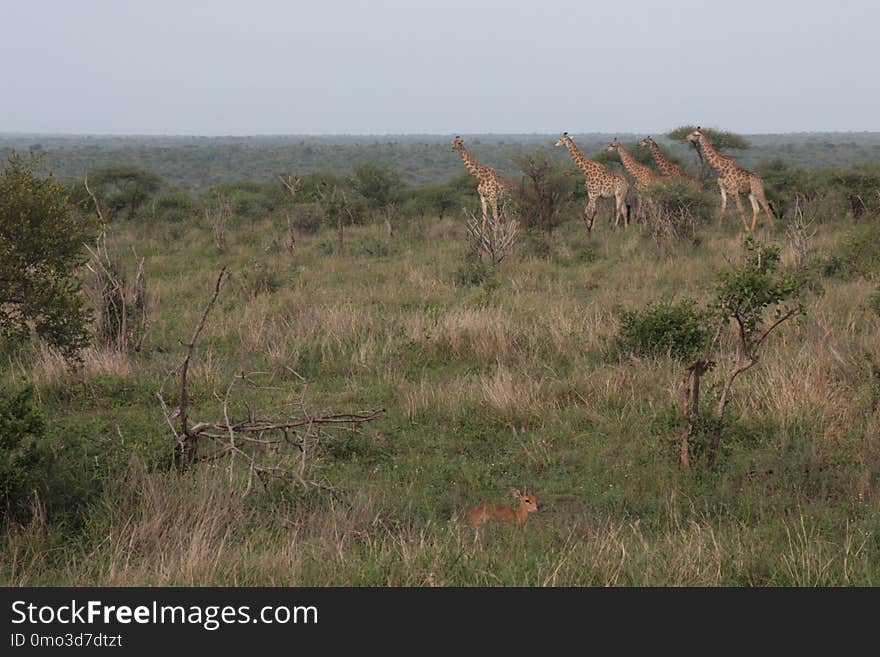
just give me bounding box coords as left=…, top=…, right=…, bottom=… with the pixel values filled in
left=337, top=207, right=344, bottom=256
left=679, top=359, right=707, bottom=471
left=175, top=267, right=227, bottom=469
left=157, top=267, right=385, bottom=488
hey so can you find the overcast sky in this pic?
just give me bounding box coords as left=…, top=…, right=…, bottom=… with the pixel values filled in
left=2, top=0, right=878, bottom=135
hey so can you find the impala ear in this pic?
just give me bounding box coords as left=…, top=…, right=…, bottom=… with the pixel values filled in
left=511, top=488, right=522, bottom=499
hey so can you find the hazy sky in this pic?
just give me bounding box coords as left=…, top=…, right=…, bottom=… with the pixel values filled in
left=2, top=0, right=878, bottom=135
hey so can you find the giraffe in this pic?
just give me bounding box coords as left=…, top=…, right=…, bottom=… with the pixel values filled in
left=604, top=138, right=660, bottom=190
left=554, top=132, right=629, bottom=231
left=638, top=137, right=702, bottom=187
left=604, top=137, right=662, bottom=222
left=684, top=127, right=774, bottom=232
left=451, top=135, right=511, bottom=228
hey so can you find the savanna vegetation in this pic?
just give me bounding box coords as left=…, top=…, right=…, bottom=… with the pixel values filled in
left=1, top=130, right=879, bottom=586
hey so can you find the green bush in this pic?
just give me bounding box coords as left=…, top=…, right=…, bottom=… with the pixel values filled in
left=84, top=165, right=162, bottom=219
left=238, top=262, right=285, bottom=297
left=0, top=154, right=99, bottom=359
left=0, top=387, right=46, bottom=522
left=231, top=190, right=275, bottom=220
left=641, top=179, right=717, bottom=229
left=816, top=225, right=880, bottom=280
left=1, top=387, right=114, bottom=524
left=349, top=236, right=394, bottom=258
left=615, top=299, right=710, bottom=361
left=288, top=202, right=324, bottom=234
left=206, top=180, right=287, bottom=220
left=151, top=191, right=199, bottom=222
left=350, top=164, right=405, bottom=208
left=453, top=255, right=493, bottom=287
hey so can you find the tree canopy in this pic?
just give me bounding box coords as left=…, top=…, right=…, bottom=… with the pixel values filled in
left=0, top=154, right=99, bottom=358
left=665, top=126, right=751, bottom=150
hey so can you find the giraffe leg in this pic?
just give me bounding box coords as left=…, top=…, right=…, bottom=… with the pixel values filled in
left=616, top=191, right=629, bottom=227
left=733, top=194, right=750, bottom=232
left=752, top=182, right=775, bottom=227
left=718, top=187, right=728, bottom=223
left=584, top=197, right=598, bottom=232
left=490, top=197, right=500, bottom=224
left=480, top=195, right=489, bottom=231
left=748, top=193, right=760, bottom=232
left=761, top=197, right=775, bottom=227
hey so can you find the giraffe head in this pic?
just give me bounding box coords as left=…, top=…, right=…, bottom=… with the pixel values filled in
left=554, top=132, right=571, bottom=148
left=684, top=127, right=703, bottom=144
left=451, top=135, right=465, bottom=152
left=639, top=136, right=656, bottom=149
left=604, top=137, right=622, bottom=153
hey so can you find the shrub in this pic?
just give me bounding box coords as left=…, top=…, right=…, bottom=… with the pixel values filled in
left=816, top=225, right=880, bottom=280
left=0, top=154, right=99, bottom=359
left=151, top=191, right=199, bottom=222
left=453, top=254, right=493, bottom=287
left=83, top=165, right=161, bottom=219
left=350, top=164, right=405, bottom=209
left=206, top=181, right=285, bottom=220
left=1, top=387, right=109, bottom=523
left=238, top=262, right=285, bottom=297
left=511, top=150, right=575, bottom=234
left=230, top=190, right=275, bottom=220
left=288, top=202, right=325, bottom=234
left=349, top=236, right=394, bottom=258
left=0, top=386, right=46, bottom=522
left=822, top=165, right=880, bottom=216
left=642, top=179, right=716, bottom=235
left=615, top=299, right=710, bottom=361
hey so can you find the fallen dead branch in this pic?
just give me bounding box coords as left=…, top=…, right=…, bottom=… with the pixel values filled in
left=157, top=267, right=385, bottom=494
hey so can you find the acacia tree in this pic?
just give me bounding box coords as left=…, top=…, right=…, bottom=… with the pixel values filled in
left=666, top=125, right=751, bottom=171
left=705, top=239, right=803, bottom=466
left=617, top=238, right=805, bottom=470
left=0, top=155, right=99, bottom=359
left=679, top=239, right=803, bottom=469
left=73, top=165, right=161, bottom=220
left=350, top=164, right=404, bottom=210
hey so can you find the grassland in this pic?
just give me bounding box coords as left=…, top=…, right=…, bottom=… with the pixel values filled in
left=2, top=203, right=879, bottom=586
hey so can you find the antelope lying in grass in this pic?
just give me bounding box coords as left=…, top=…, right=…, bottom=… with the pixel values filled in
left=464, top=489, right=539, bottom=528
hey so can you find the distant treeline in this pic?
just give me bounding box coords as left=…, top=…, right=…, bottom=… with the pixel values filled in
left=58, top=153, right=880, bottom=240
left=3, top=132, right=880, bottom=191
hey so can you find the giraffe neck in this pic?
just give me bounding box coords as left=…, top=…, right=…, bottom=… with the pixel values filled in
left=615, top=143, right=651, bottom=180
left=458, top=146, right=485, bottom=180
left=563, top=139, right=606, bottom=177
left=647, top=142, right=678, bottom=175
left=697, top=134, right=733, bottom=173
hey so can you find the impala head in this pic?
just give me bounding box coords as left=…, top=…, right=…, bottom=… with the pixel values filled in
left=604, top=137, right=622, bottom=153
left=554, top=131, right=571, bottom=148
left=512, top=488, right=539, bottom=513
left=639, top=136, right=656, bottom=148
left=451, top=135, right=465, bottom=152
left=684, top=127, right=703, bottom=144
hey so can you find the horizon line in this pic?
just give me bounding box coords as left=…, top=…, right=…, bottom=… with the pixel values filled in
left=3, top=130, right=880, bottom=139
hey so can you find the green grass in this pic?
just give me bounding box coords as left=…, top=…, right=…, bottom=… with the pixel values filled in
left=2, top=207, right=880, bottom=586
